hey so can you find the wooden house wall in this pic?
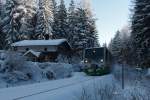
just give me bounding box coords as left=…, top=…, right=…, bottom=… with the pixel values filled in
left=12, top=41, right=72, bottom=62
left=13, top=45, right=57, bottom=52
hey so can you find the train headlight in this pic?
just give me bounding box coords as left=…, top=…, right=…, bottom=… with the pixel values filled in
left=100, top=59, right=104, bottom=63
left=93, top=50, right=96, bottom=53
left=85, top=60, right=88, bottom=63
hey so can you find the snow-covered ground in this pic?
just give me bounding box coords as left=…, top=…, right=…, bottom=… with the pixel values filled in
left=0, top=73, right=114, bottom=100
left=0, top=70, right=150, bottom=100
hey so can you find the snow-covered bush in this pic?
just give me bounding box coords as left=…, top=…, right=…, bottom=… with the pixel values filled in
left=0, top=52, right=32, bottom=83
left=23, top=62, right=43, bottom=82
left=0, top=60, right=4, bottom=71
left=2, top=52, right=26, bottom=72
left=2, top=71, right=29, bottom=83
left=146, top=68, right=150, bottom=78
left=76, top=82, right=118, bottom=100
left=70, top=56, right=82, bottom=64
left=12, top=71, right=29, bottom=81
left=56, top=54, right=70, bottom=63
left=56, top=54, right=69, bottom=63
left=39, top=63, right=73, bottom=79
left=76, top=80, right=150, bottom=100
left=112, top=64, right=148, bottom=86
left=72, top=64, right=85, bottom=72
left=0, top=51, right=6, bottom=60
left=56, top=54, right=81, bottom=64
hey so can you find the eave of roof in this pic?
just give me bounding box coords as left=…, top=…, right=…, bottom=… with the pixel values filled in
left=11, top=39, right=67, bottom=47
left=23, top=50, right=41, bottom=57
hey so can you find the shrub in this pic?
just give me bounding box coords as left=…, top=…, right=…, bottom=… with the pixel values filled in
left=2, top=52, right=26, bottom=72
left=75, top=82, right=118, bottom=100
left=39, top=63, right=73, bottom=79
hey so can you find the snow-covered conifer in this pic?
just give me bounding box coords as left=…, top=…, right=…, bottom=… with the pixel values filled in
left=131, top=0, right=150, bottom=66
left=35, top=0, right=53, bottom=40
left=52, top=0, right=68, bottom=39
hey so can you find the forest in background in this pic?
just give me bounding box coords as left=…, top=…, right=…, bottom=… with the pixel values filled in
left=0, top=0, right=99, bottom=50
left=109, top=0, right=150, bottom=67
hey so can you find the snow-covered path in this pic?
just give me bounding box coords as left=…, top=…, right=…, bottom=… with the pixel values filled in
left=0, top=73, right=114, bottom=100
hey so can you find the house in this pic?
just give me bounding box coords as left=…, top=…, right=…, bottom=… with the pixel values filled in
left=11, top=39, right=72, bottom=62
left=84, top=47, right=112, bottom=65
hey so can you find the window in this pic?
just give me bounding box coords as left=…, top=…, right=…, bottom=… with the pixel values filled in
left=44, top=48, right=47, bottom=51
left=14, top=47, right=17, bottom=51
left=26, top=48, right=29, bottom=51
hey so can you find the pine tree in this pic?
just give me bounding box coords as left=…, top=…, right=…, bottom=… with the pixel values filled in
left=2, top=0, right=16, bottom=47
left=109, top=31, right=122, bottom=62
left=52, top=0, right=57, bottom=16
left=35, top=0, right=53, bottom=40
left=86, top=13, right=99, bottom=48
left=0, top=0, right=7, bottom=49
left=72, top=7, right=88, bottom=49
left=81, top=0, right=99, bottom=47
left=52, top=0, right=68, bottom=39
left=51, top=0, right=58, bottom=38
left=72, top=7, right=99, bottom=49
left=131, top=0, right=150, bottom=67
left=67, top=0, right=77, bottom=46
left=0, top=16, right=8, bottom=49
left=19, top=1, right=37, bottom=40
left=109, top=27, right=132, bottom=64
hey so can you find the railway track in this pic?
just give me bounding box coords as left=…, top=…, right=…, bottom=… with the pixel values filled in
left=13, top=77, right=95, bottom=100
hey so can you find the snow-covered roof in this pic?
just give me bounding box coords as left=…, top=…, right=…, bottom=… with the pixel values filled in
left=11, top=39, right=67, bottom=47
left=23, top=50, right=41, bottom=57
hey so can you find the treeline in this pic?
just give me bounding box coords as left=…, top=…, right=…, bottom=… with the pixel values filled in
left=0, top=0, right=99, bottom=49
left=109, top=0, right=150, bottom=67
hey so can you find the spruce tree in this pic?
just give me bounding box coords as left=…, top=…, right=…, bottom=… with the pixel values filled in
left=2, top=0, right=16, bottom=47
left=86, top=13, right=99, bottom=48
left=0, top=16, right=8, bottom=49
left=67, top=0, right=77, bottom=46
left=131, top=0, right=150, bottom=66
left=51, top=0, right=58, bottom=39
left=19, top=1, right=37, bottom=40
left=52, top=0, right=68, bottom=39
left=72, top=7, right=88, bottom=49
left=109, top=31, right=122, bottom=61
left=72, top=7, right=99, bottom=49
left=35, top=0, right=53, bottom=40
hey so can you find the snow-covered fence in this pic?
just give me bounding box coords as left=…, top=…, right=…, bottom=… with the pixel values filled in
left=112, top=64, right=150, bottom=90
left=75, top=79, right=119, bottom=100
left=75, top=76, right=150, bottom=100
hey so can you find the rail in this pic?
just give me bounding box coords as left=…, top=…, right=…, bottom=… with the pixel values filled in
left=13, top=77, right=95, bottom=100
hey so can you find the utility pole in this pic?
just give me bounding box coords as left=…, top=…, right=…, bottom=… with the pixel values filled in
left=122, top=62, right=125, bottom=89
left=121, top=48, right=127, bottom=89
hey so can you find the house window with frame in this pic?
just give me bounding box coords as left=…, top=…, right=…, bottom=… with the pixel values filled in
left=44, top=48, right=47, bottom=51
left=26, top=48, right=29, bottom=51
left=14, top=47, right=18, bottom=51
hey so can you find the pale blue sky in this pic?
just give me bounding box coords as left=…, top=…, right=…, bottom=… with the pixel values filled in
left=65, top=0, right=131, bottom=45
left=91, top=0, right=131, bottom=45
